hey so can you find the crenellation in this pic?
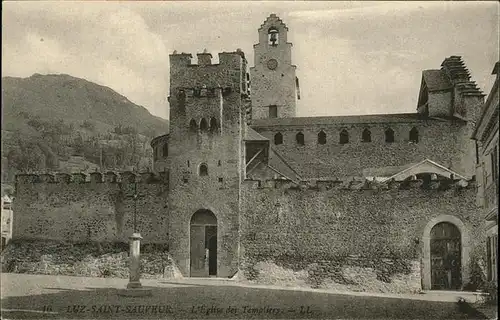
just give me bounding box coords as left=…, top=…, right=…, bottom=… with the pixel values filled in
left=39, top=174, right=55, bottom=183
left=72, top=173, right=86, bottom=184
left=104, top=172, right=117, bottom=183
left=89, top=172, right=103, bottom=183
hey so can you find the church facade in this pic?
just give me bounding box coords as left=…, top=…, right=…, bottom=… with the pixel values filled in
left=14, top=15, right=489, bottom=293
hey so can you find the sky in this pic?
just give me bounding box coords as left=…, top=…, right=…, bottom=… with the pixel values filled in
left=2, top=1, right=499, bottom=120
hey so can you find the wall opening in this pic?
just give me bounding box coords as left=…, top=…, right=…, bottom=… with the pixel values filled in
left=274, top=132, right=283, bottom=145
left=268, top=27, right=279, bottom=46
left=385, top=128, right=395, bottom=143
left=200, top=118, right=208, bottom=132
left=410, top=127, right=419, bottom=143
left=199, top=163, right=208, bottom=176
left=269, top=105, right=278, bottom=118
left=430, top=222, right=462, bottom=290
left=190, top=209, right=217, bottom=277
left=189, top=119, right=198, bottom=133
left=296, top=132, right=305, bottom=145
left=162, top=143, right=168, bottom=158
left=318, top=131, right=327, bottom=145
left=362, top=128, right=371, bottom=142
left=209, top=117, right=218, bottom=132
left=340, top=129, right=349, bottom=144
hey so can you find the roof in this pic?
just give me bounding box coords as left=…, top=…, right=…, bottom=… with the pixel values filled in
left=244, top=127, right=269, bottom=141
left=378, top=159, right=467, bottom=182
left=150, top=133, right=169, bottom=147
left=422, top=70, right=452, bottom=92
left=251, top=113, right=430, bottom=128
left=363, top=163, right=417, bottom=178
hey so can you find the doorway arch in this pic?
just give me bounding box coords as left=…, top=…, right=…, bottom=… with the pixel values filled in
left=190, top=209, right=217, bottom=277
left=422, top=215, right=470, bottom=290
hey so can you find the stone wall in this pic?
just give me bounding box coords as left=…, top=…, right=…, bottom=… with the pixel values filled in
left=240, top=178, right=485, bottom=292
left=252, top=119, right=476, bottom=178
left=13, top=172, right=169, bottom=243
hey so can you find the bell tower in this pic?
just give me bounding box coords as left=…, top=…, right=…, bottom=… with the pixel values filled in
left=250, top=14, right=298, bottom=120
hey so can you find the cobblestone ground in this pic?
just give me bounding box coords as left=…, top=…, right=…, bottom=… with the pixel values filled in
left=0, top=273, right=493, bottom=319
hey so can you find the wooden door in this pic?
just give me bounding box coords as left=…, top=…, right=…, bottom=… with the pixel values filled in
left=190, top=225, right=207, bottom=277
left=430, top=222, right=461, bottom=290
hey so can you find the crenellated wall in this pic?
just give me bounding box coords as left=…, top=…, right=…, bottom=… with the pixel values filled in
left=239, top=176, right=485, bottom=291
left=13, top=171, right=169, bottom=243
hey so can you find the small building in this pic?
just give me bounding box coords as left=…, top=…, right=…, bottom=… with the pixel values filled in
left=472, top=61, right=499, bottom=284
left=1, top=195, right=13, bottom=250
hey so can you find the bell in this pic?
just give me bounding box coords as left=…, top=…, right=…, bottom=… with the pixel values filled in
left=270, top=32, right=277, bottom=45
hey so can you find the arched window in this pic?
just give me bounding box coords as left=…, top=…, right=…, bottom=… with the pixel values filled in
left=362, top=128, right=371, bottom=142
left=199, top=163, right=208, bottom=176
left=189, top=119, right=197, bottom=133
left=162, top=143, right=168, bottom=157
left=318, top=131, right=327, bottom=145
left=200, top=118, right=208, bottom=132
left=296, top=132, right=305, bottom=145
left=410, top=127, right=419, bottom=143
left=385, top=128, right=395, bottom=143
left=339, top=129, right=349, bottom=144
left=268, top=28, right=279, bottom=46
left=274, top=132, right=283, bottom=145
left=209, top=117, right=218, bottom=132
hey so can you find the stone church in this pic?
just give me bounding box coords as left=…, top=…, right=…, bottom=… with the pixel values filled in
left=14, top=14, right=488, bottom=293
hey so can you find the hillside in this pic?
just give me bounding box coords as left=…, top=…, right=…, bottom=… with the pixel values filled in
left=1, top=74, right=169, bottom=183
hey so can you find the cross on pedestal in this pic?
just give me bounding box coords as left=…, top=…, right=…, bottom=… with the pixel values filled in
left=125, top=182, right=146, bottom=233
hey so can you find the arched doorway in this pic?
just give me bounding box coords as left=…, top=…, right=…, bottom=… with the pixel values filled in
left=190, top=209, right=217, bottom=277
left=430, top=222, right=462, bottom=290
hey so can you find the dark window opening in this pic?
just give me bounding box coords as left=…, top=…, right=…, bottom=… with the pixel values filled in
left=217, top=160, right=221, bottom=167
left=274, top=132, right=283, bottom=145
left=362, top=128, right=371, bottom=142
left=153, top=147, right=158, bottom=161
left=269, top=105, right=278, bottom=118
left=183, top=177, right=188, bottom=183
left=199, top=163, right=208, bottom=176
left=189, top=119, right=198, bottom=133
left=268, top=28, right=279, bottom=46
left=385, top=128, right=395, bottom=143
left=296, top=132, right=305, bottom=145
left=162, top=143, right=168, bottom=157
left=209, top=117, right=218, bottom=132
left=339, top=129, right=349, bottom=144
left=218, top=177, right=223, bottom=183
left=410, top=127, right=419, bottom=143
left=187, top=160, right=190, bottom=167
left=200, top=118, right=208, bottom=132
left=318, top=131, right=327, bottom=145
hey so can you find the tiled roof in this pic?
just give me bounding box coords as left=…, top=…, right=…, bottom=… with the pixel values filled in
left=244, top=127, right=269, bottom=141
left=251, top=113, right=429, bottom=127
left=422, top=70, right=452, bottom=91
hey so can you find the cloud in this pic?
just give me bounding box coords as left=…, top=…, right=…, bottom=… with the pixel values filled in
left=2, top=2, right=498, bottom=120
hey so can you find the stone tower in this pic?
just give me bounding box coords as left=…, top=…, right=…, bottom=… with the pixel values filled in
left=250, top=14, right=298, bottom=120
left=167, top=50, right=247, bottom=277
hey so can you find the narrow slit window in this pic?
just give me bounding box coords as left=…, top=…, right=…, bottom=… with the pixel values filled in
left=209, top=117, right=218, bottom=132
left=339, top=129, right=349, bottom=144
left=162, top=143, right=168, bottom=157
left=385, top=128, right=395, bottom=143
left=274, top=132, right=283, bottom=145
left=199, top=163, right=208, bottom=176
left=362, top=128, right=371, bottom=142
left=189, top=119, right=197, bottom=132
left=269, top=105, right=278, bottom=118
left=296, top=132, right=305, bottom=145
left=318, top=131, right=327, bottom=145
left=409, top=127, right=419, bottom=143
left=200, top=118, right=208, bottom=132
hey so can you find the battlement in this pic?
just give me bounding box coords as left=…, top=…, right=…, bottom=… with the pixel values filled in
left=243, top=176, right=475, bottom=191
left=170, top=49, right=246, bottom=69
left=15, top=171, right=169, bottom=185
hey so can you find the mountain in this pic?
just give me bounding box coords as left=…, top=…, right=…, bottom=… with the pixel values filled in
left=2, top=73, right=168, bottom=136
left=1, top=74, right=169, bottom=182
